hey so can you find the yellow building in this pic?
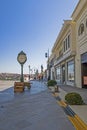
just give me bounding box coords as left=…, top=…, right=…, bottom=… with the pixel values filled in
left=72, top=0, right=87, bottom=88
left=51, top=20, right=76, bottom=86
left=51, top=0, right=87, bottom=88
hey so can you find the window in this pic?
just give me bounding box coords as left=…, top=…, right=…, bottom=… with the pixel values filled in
left=64, top=41, right=66, bottom=52
left=56, top=67, right=61, bottom=82
left=63, top=35, right=70, bottom=52
left=78, top=23, right=84, bottom=36
left=67, top=60, right=74, bottom=82
left=67, top=35, right=70, bottom=48
left=66, top=38, right=68, bottom=50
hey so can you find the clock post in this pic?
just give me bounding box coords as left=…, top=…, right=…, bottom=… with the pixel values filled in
left=14, top=51, right=31, bottom=93
left=17, top=51, right=27, bottom=82
left=14, top=51, right=28, bottom=93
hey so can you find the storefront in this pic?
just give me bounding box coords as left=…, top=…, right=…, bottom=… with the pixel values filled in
left=55, top=64, right=66, bottom=84
left=81, top=52, right=87, bottom=88
left=55, top=66, right=61, bottom=83
left=67, top=60, right=75, bottom=83
left=55, top=58, right=75, bottom=86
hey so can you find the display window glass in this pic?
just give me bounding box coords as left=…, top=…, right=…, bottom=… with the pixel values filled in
left=67, top=60, right=74, bottom=82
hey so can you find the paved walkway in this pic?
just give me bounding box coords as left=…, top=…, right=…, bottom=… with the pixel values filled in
left=58, top=85, right=87, bottom=124
left=0, top=81, right=75, bottom=130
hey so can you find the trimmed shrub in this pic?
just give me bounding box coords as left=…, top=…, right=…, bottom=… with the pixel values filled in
left=47, top=80, right=57, bottom=87
left=65, top=92, right=84, bottom=105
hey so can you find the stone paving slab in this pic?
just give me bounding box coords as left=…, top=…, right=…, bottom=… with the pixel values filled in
left=58, top=86, right=87, bottom=125
left=70, top=105, right=87, bottom=124
left=0, top=88, right=75, bottom=130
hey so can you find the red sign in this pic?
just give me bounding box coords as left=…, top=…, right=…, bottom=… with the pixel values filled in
left=83, top=76, right=87, bottom=85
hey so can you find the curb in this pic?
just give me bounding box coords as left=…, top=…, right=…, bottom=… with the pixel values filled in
left=53, top=92, right=87, bottom=130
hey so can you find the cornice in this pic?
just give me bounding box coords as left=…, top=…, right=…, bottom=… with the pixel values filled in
left=71, top=0, right=87, bottom=21
left=52, top=20, right=73, bottom=52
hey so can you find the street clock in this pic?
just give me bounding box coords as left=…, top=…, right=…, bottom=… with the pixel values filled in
left=17, top=51, right=27, bottom=82
left=17, top=51, right=27, bottom=64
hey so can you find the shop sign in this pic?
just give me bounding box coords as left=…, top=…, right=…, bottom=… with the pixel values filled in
left=83, top=76, right=87, bottom=85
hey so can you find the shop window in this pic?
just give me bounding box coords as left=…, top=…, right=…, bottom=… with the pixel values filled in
left=56, top=67, right=61, bottom=82
left=78, top=23, right=84, bottom=36
left=67, top=60, right=74, bottom=82
left=63, top=35, right=70, bottom=52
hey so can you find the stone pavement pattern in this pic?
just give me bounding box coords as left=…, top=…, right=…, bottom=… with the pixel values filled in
left=58, top=85, right=87, bottom=124
left=0, top=81, right=75, bottom=130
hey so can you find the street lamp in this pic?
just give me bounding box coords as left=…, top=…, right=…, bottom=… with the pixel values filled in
left=45, top=49, right=50, bottom=80
left=17, top=51, right=27, bottom=82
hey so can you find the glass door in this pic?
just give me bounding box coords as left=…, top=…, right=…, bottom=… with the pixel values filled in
left=62, top=64, right=65, bottom=84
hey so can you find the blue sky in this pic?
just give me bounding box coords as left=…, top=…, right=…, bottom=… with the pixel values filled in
left=0, top=0, right=79, bottom=74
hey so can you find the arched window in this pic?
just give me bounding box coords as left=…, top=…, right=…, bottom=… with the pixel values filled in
left=78, top=23, right=84, bottom=36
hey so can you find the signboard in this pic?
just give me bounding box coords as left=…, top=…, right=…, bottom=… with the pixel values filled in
left=83, top=76, right=87, bottom=85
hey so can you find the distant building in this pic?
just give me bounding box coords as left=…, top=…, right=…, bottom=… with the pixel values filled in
left=0, top=73, right=20, bottom=80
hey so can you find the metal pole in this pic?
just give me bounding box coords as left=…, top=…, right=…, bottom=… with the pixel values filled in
left=45, top=49, right=50, bottom=81
left=29, top=65, right=30, bottom=80
left=20, top=64, right=24, bottom=82
left=48, top=49, right=50, bottom=80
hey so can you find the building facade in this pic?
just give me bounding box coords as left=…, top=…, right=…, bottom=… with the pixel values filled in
left=50, top=0, right=87, bottom=88
left=72, top=0, right=87, bottom=88
left=51, top=20, right=76, bottom=86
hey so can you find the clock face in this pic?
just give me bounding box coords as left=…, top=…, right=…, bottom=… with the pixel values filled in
left=18, top=54, right=27, bottom=64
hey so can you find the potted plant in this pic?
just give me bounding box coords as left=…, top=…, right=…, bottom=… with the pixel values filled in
left=65, top=92, right=84, bottom=105
left=47, top=80, right=58, bottom=92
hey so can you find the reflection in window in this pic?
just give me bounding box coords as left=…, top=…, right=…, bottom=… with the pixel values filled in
left=56, top=66, right=61, bottom=82
left=67, top=60, right=74, bottom=82
left=78, top=23, right=84, bottom=36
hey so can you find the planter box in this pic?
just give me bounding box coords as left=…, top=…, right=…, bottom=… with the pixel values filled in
left=48, top=86, right=55, bottom=92
left=55, top=85, right=59, bottom=92
left=14, top=82, right=24, bottom=93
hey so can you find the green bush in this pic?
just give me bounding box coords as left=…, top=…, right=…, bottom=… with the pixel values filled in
left=47, top=80, right=57, bottom=87
left=65, top=92, right=84, bottom=105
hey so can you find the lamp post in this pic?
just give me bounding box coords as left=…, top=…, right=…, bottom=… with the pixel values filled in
left=17, top=51, right=27, bottom=82
left=45, top=49, right=50, bottom=80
